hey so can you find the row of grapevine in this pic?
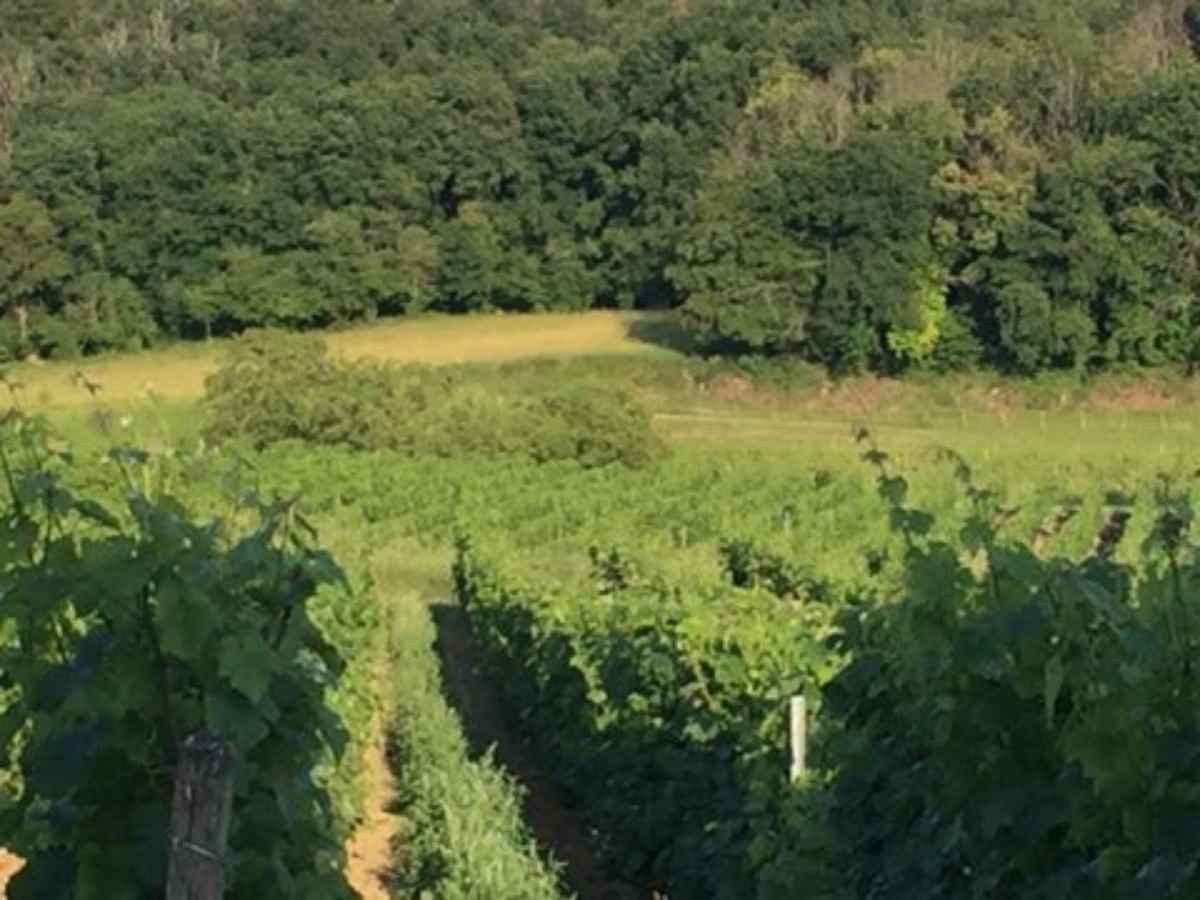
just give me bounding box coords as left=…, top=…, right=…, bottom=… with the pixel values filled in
left=453, top=540, right=840, bottom=899
left=0, top=414, right=381, bottom=898
left=453, top=437, right=1200, bottom=899
left=237, top=434, right=1200, bottom=591
left=817, top=444, right=1200, bottom=898
left=382, top=583, right=569, bottom=899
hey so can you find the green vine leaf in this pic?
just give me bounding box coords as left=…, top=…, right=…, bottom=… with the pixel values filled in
left=156, top=577, right=220, bottom=660
left=1043, top=654, right=1064, bottom=729
left=219, top=632, right=277, bottom=705
left=204, top=688, right=270, bottom=753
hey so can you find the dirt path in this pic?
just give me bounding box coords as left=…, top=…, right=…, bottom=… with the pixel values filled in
left=430, top=603, right=652, bottom=900
left=344, top=725, right=400, bottom=899
left=0, top=851, right=21, bottom=895
left=345, top=695, right=402, bottom=899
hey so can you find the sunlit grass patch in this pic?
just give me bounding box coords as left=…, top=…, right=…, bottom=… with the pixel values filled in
left=7, top=311, right=682, bottom=408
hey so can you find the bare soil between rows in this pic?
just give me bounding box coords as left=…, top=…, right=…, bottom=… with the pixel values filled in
left=0, top=851, right=20, bottom=894
left=345, top=712, right=401, bottom=900
left=431, top=602, right=653, bottom=900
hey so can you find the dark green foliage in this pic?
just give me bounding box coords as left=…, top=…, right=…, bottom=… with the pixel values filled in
left=719, top=538, right=831, bottom=603
left=0, top=414, right=358, bottom=898
left=203, top=330, right=665, bottom=468
left=679, top=129, right=948, bottom=371
left=819, top=440, right=1200, bottom=897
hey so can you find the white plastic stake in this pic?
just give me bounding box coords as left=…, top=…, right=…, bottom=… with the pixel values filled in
left=789, top=695, right=806, bottom=781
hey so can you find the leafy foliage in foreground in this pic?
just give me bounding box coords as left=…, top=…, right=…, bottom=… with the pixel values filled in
left=203, top=330, right=665, bottom=469
left=821, top=441, right=1200, bottom=898
left=0, top=413, right=360, bottom=898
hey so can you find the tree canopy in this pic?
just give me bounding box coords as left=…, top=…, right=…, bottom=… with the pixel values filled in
left=2, top=0, right=1199, bottom=373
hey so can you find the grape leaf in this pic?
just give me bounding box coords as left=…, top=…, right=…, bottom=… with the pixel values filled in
left=219, top=631, right=276, bottom=704
left=26, top=722, right=105, bottom=798
left=205, top=687, right=269, bottom=752
left=1043, top=655, right=1064, bottom=729
left=156, top=577, right=219, bottom=660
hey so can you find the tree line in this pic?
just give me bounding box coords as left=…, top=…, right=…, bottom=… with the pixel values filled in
left=2, top=0, right=1200, bottom=374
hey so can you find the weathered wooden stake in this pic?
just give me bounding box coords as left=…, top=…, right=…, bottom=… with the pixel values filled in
left=789, top=695, right=806, bottom=782
left=167, top=730, right=235, bottom=900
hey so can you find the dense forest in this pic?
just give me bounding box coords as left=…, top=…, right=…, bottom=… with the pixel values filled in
left=2, top=0, right=1200, bottom=374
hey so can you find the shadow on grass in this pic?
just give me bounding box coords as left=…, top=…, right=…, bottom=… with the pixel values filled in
left=428, top=602, right=641, bottom=900
left=624, top=314, right=699, bottom=355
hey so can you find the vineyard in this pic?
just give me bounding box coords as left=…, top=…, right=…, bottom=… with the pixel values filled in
left=448, top=440, right=1200, bottom=898
left=1, top=327, right=1200, bottom=898
left=9, top=0, right=1200, bottom=892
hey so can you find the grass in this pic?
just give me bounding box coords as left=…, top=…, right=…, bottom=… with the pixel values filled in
left=16, top=309, right=1200, bottom=471
left=8, top=311, right=680, bottom=408
left=373, top=540, right=569, bottom=900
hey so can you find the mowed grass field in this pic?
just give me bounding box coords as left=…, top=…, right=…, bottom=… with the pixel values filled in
left=11, top=310, right=680, bottom=408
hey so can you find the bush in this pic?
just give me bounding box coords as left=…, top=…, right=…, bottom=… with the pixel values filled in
left=204, top=330, right=665, bottom=469
left=202, top=329, right=446, bottom=451
left=525, top=386, right=665, bottom=469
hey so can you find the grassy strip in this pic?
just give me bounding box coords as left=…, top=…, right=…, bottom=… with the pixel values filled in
left=381, top=570, right=569, bottom=900
left=307, top=513, right=394, bottom=846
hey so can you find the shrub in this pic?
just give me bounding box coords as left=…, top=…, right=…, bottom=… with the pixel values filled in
left=204, top=330, right=665, bottom=469
left=525, top=386, right=665, bottom=469
left=202, top=329, right=455, bottom=451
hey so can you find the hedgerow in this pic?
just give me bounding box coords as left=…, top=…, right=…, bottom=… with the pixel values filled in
left=203, top=330, right=665, bottom=469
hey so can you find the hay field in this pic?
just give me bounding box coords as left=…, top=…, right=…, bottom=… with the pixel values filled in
left=8, top=311, right=677, bottom=408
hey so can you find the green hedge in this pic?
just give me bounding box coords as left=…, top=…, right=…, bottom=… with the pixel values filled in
left=203, top=330, right=665, bottom=469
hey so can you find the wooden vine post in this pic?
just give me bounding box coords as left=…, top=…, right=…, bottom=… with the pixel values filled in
left=167, top=730, right=235, bottom=900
